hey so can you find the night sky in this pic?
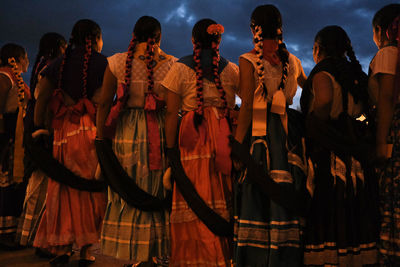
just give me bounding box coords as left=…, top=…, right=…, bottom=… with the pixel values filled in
left=1, top=0, right=395, bottom=108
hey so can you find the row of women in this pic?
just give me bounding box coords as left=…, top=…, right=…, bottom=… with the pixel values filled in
left=0, top=3, right=399, bottom=267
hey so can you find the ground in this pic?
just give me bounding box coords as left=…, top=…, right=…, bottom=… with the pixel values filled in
left=0, top=236, right=132, bottom=267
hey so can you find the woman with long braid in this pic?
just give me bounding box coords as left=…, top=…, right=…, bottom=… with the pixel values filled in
left=32, top=19, right=107, bottom=265
left=96, top=16, right=175, bottom=266
left=162, top=18, right=239, bottom=266
left=17, top=32, right=66, bottom=248
left=233, top=5, right=307, bottom=266
left=369, top=4, right=400, bottom=266
left=0, top=43, right=30, bottom=239
left=300, top=26, right=378, bottom=266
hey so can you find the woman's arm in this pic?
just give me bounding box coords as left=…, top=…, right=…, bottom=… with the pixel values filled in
left=234, top=57, right=256, bottom=143
left=96, top=66, right=117, bottom=139
left=34, top=77, right=55, bottom=128
left=165, top=89, right=181, bottom=148
left=0, top=74, right=12, bottom=133
left=376, top=73, right=396, bottom=159
left=311, top=72, right=333, bottom=121
left=297, top=65, right=307, bottom=89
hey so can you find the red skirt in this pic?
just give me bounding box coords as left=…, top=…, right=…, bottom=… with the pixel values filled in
left=33, top=113, right=106, bottom=253
left=170, top=107, right=233, bottom=266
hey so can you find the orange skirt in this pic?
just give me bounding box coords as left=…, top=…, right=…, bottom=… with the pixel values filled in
left=170, top=107, right=233, bottom=267
left=33, top=113, right=106, bottom=254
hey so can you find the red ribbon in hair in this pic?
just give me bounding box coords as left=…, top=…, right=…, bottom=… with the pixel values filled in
left=144, top=38, right=163, bottom=171
left=251, top=39, right=281, bottom=66
left=387, top=15, right=400, bottom=104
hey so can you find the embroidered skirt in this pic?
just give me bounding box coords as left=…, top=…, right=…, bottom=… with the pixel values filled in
left=101, top=108, right=170, bottom=261
left=33, top=113, right=106, bottom=254
left=170, top=107, right=233, bottom=267
left=234, top=109, right=307, bottom=267
left=379, top=104, right=400, bottom=266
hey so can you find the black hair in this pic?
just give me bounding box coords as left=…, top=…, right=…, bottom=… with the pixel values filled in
left=30, top=32, right=66, bottom=88
left=0, top=43, right=26, bottom=67
left=191, top=18, right=227, bottom=128
left=123, top=16, right=162, bottom=100
left=251, top=4, right=282, bottom=39
left=58, top=19, right=101, bottom=95
left=315, top=26, right=368, bottom=112
left=314, top=26, right=363, bottom=73
left=70, top=19, right=101, bottom=48
left=133, top=16, right=161, bottom=43
left=250, top=5, right=289, bottom=97
left=192, top=18, right=220, bottom=49
left=373, top=4, right=400, bottom=42
left=315, top=25, right=352, bottom=58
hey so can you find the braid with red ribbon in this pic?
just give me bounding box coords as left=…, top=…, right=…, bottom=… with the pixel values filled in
left=211, top=41, right=227, bottom=117
left=193, top=42, right=204, bottom=127
left=56, top=39, right=72, bottom=90
left=145, top=38, right=156, bottom=93
left=82, top=37, right=92, bottom=98
left=124, top=35, right=137, bottom=88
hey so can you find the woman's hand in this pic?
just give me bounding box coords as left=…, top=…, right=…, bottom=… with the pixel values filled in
left=232, top=159, right=244, bottom=171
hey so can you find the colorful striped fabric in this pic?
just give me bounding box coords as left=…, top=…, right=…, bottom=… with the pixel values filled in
left=101, top=109, right=170, bottom=261
left=16, top=170, right=47, bottom=245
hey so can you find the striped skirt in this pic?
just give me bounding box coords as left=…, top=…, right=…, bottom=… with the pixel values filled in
left=16, top=170, right=47, bottom=246
left=170, top=108, right=233, bottom=267
left=234, top=109, right=307, bottom=267
left=101, top=108, right=169, bottom=261
left=303, top=150, right=378, bottom=266
left=33, top=113, right=107, bottom=254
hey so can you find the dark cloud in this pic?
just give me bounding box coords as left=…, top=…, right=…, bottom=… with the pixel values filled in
left=0, top=0, right=395, bottom=107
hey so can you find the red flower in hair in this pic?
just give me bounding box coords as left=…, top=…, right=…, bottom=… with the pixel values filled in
left=207, top=24, right=224, bottom=35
